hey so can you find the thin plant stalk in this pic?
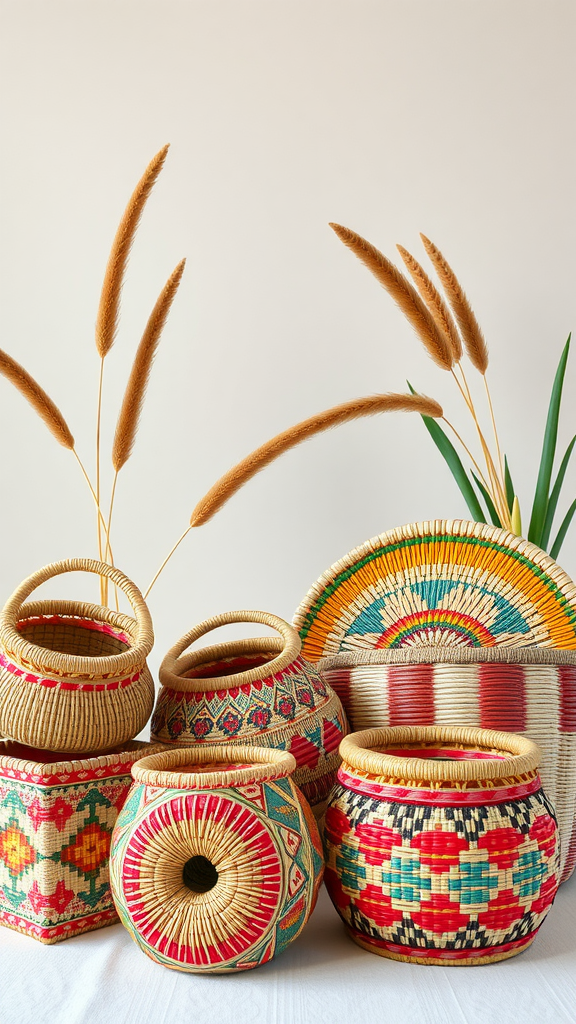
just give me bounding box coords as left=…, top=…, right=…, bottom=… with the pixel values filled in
left=483, top=374, right=505, bottom=479
left=441, top=418, right=490, bottom=490
left=96, top=357, right=105, bottom=603
left=144, top=525, right=192, bottom=599
left=71, top=449, right=114, bottom=565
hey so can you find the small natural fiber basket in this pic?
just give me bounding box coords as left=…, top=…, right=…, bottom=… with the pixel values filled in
left=0, top=559, right=155, bottom=753
left=151, top=610, right=348, bottom=816
left=110, top=744, right=325, bottom=972
left=324, top=725, right=560, bottom=965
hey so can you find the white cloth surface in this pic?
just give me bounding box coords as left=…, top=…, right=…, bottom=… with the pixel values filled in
left=1, top=878, right=575, bottom=1024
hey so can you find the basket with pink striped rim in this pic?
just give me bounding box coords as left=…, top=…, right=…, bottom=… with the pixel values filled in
left=293, top=520, right=576, bottom=881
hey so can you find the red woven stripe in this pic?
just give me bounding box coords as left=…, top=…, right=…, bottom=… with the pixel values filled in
left=325, top=669, right=352, bottom=718
left=479, top=664, right=526, bottom=731
left=388, top=665, right=435, bottom=726
left=559, top=666, right=576, bottom=731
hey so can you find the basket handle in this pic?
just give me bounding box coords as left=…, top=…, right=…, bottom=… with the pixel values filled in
left=162, top=610, right=302, bottom=682
left=0, top=558, right=153, bottom=654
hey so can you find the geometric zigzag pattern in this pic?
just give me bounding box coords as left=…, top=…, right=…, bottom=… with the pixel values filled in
left=324, top=784, right=560, bottom=960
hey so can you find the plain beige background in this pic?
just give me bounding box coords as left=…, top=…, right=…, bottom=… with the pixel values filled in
left=0, top=0, right=575, bottom=678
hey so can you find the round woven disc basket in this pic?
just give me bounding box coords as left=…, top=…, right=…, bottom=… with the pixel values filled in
left=110, top=744, right=325, bottom=973
left=324, top=725, right=560, bottom=965
left=0, top=559, right=155, bottom=753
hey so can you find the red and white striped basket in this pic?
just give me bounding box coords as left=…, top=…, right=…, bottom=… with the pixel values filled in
left=318, top=646, right=576, bottom=882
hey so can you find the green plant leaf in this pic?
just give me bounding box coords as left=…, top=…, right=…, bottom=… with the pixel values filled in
left=550, top=497, right=576, bottom=560
left=540, top=435, right=576, bottom=551
left=471, top=472, right=502, bottom=527
left=504, top=456, right=515, bottom=513
left=408, top=381, right=486, bottom=523
left=528, top=334, right=571, bottom=547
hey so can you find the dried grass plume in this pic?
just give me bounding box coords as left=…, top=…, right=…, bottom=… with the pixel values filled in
left=330, top=223, right=454, bottom=371
left=420, top=233, right=488, bottom=373
left=112, top=258, right=186, bottom=472
left=397, top=244, right=462, bottom=362
left=190, top=392, right=443, bottom=527
left=0, top=348, right=74, bottom=448
left=96, top=145, right=170, bottom=359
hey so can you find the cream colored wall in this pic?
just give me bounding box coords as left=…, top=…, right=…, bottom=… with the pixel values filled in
left=0, top=0, right=575, bottom=674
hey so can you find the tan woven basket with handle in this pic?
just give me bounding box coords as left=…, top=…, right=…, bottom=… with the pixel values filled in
left=0, top=559, right=155, bottom=753
left=151, top=609, right=348, bottom=815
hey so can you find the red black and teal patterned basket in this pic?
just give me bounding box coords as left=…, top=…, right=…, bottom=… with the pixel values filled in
left=324, top=726, right=560, bottom=965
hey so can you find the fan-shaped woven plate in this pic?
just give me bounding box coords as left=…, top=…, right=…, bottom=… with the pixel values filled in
left=293, top=520, right=576, bottom=661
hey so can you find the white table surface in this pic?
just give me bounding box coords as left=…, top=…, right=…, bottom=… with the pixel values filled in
left=1, top=873, right=575, bottom=1024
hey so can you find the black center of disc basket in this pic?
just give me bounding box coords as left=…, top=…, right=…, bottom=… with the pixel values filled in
left=183, top=855, right=219, bottom=894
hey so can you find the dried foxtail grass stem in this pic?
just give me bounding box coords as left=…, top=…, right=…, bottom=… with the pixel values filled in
left=330, top=223, right=453, bottom=371
left=0, top=348, right=74, bottom=448
left=419, top=233, right=488, bottom=374
left=396, top=245, right=462, bottom=361
left=190, top=393, right=443, bottom=527
left=94, top=144, right=170, bottom=601
left=104, top=259, right=186, bottom=601
left=95, top=145, right=170, bottom=359
left=144, top=392, right=443, bottom=598
left=0, top=347, right=116, bottom=551
left=112, top=259, right=186, bottom=473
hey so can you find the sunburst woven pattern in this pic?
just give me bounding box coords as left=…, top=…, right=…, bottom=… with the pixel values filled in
left=110, top=746, right=324, bottom=973
left=324, top=727, right=560, bottom=965
left=294, top=521, right=576, bottom=661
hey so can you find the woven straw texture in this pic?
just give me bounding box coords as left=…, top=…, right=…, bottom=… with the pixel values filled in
left=294, top=520, right=576, bottom=658
left=110, top=745, right=325, bottom=973
left=151, top=611, right=348, bottom=815
left=0, top=739, right=166, bottom=944
left=324, top=727, right=560, bottom=965
left=0, top=559, right=155, bottom=752
left=319, top=649, right=576, bottom=883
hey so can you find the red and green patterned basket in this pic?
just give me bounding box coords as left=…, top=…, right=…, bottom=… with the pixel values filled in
left=0, top=739, right=165, bottom=943
left=324, top=726, right=560, bottom=965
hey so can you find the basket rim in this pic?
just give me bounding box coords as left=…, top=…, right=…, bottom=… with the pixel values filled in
left=0, top=739, right=165, bottom=775
left=0, top=559, right=154, bottom=677
left=160, top=611, right=302, bottom=692
left=318, top=645, right=576, bottom=668
left=132, top=743, right=297, bottom=788
left=339, top=726, right=541, bottom=781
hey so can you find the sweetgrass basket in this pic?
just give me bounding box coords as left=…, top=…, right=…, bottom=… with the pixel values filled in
left=0, top=559, right=155, bottom=753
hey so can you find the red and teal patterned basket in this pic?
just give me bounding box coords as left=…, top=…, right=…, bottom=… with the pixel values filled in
left=294, top=520, right=576, bottom=880
left=152, top=611, right=348, bottom=817
left=110, top=745, right=324, bottom=973
left=324, top=726, right=560, bottom=965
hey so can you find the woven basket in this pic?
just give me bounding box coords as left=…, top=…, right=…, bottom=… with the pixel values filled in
left=318, top=647, right=576, bottom=883
left=294, top=520, right=576, bottom=881
left=151, top=610, right=348, bottom=816
left=0, top=739, right=166, bottom=943
left=0, top=559, right=155, bottom=753
left=110, top=744, right=324, bottom=973
left=324, top=726, right=560, bottom=965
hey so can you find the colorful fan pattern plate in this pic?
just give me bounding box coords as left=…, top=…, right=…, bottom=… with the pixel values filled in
left=294, top=520, right=576, bottom=661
